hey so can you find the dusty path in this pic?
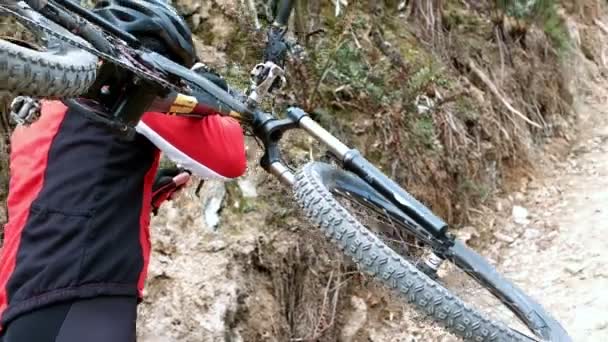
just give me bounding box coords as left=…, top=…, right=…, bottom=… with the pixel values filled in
left=365, top=82, right=608, bottom=342
left=494, top=91, right=608, bottom=341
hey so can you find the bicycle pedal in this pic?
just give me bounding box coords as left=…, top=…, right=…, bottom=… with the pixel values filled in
left=9, top=96, right=41, bottom=126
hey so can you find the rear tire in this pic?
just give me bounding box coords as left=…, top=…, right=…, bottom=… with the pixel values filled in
left=0, top=4, right=98, bottom=97
left=293, top=162, right=530, bottom=341
left=0, top=39, right=98, bottom=97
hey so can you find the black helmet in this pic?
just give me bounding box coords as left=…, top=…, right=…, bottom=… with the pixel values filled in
left=93, top=0, right=196, bottom=67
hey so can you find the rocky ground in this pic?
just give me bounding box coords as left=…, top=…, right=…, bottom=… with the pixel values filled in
left=494, top=81, right=608, bottom=342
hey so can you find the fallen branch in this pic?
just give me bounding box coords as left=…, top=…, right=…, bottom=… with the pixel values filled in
left=467, top=59, right=542, bottom=129
left=594, top=19, right=608, bottom=35
left=594, top=19, right=608, bottom=68
left=434, top=90, right=467, bottom=108
left=246, top=0, right=261, bottom=29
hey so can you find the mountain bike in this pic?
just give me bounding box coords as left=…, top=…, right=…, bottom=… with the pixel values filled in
left=0, top=1, right=572, bottom=341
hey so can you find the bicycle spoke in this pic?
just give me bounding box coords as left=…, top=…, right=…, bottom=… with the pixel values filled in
left=332, top=188, right=537, bottom=339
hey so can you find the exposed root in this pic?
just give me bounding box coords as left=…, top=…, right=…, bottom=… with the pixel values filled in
left=290, top=270, right=342, bottom=341
left=593, top=18, right=608, bottom=35
left=467, top=58, right=543, bottom=129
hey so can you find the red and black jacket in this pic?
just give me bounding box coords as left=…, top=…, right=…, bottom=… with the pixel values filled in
left=0, top=100, right=246, bottom=331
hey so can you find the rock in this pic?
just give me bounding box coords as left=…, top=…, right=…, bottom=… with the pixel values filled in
left=139, top=334, right=172, bottom=342
left=495, top=200, right=504, bottom=212
left=494, top=232, right=515, bottom=244
left=191, top=13, right=202, bottom=30
left=191, top=35, right=228, bottom=68
left=495, top=198, right=511, bottom=212
left=237, top=178, right=258, bottom=198
left=415, top=95, right=434, bottom=114
left=523, top=228, right=541, bottom=239
left=566, top=254, right=584, bottom=262
left=340, top=296, right=368, bottom=342
left=201, top=181, right=227, bottom=230
left=513, top=192, right=525, bottom=202
left=595, top=320, right=608, bottom=330
left=457, top=226, right=479, bottom=243
left=206, top=239, right=227, bottom=252
left=512, top=205, right=530, bottom=225
left=565, top=263, right=585, bottom=275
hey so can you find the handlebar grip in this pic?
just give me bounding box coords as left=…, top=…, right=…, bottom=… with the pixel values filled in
left=264, top=26, right=288, bottom=67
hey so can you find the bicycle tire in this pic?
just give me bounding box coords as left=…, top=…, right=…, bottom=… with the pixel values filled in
left=293, top=161, right=532, bottom=342
left=0, top=7, right=98, bottom=97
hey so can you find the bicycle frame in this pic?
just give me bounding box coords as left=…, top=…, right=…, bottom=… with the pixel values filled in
left=11, top=0, right=449, bottom=239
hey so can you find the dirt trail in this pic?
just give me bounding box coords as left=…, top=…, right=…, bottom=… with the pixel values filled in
left=494, top=88, right=608, bottom=341
left=360, top=72, right=608, bottom=341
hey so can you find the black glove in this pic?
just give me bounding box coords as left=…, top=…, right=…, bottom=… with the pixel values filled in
left=151, top=167, right=191, bottom=215
left=263, top=25, right=288, bottom=68
left=191, top=62, right=228, bottom=91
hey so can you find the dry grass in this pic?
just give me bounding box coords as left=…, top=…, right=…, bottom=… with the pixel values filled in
left=231, top=220, right=357, bottom=342
left=262, top=0, right=580, bottom=226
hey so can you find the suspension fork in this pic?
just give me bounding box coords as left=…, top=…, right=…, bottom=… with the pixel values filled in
left=264, top=108, right=449, bottom=240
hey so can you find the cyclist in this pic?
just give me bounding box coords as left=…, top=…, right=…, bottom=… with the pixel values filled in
left=0, top=0, right=246, bottom=341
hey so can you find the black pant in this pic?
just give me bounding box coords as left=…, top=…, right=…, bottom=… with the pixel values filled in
left=1, top=296, right=137, bottom=342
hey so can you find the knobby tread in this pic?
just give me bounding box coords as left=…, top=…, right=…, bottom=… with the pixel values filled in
left=0, top=39, right=97, bottom=97
left=293, top=162, right=530, bottom=342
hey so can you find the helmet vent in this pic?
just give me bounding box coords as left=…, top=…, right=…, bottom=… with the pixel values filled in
left=112, top=10, right=137, bottom=22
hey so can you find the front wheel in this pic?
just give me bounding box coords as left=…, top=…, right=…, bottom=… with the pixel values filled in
left=293, top=161, right=570, bottom=341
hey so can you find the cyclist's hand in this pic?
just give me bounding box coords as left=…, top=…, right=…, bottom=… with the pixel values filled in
left=264, top=25, right=288, bottom=68
left=191, top=62, right=228, bottom=91
left=151, top=167, right=191, bottom=215
left=260, top=25, right=288, bottom=92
